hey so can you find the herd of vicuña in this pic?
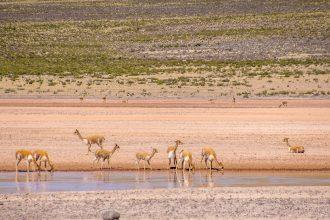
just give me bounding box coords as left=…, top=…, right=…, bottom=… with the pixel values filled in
left=15, top=129, right=304, bottom=173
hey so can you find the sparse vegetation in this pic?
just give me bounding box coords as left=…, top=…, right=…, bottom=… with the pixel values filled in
left=0, top=0, right=328, bottom=98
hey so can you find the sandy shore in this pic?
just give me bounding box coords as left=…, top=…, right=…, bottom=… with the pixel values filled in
left=0, top=186, right=329, bottom=219
left=0, top=99, right=330, bottom=171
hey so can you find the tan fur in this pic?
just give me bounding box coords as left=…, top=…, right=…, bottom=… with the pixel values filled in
left=15, top=149, right=40, bottom=172
left=166, top=140, right=183, bottom=168
left=201, top=147, right=224, bottom=170
left=33, top=149, right=54, bottom=172
left=93, top=144, right=120, bottom=169
left=136, top=148, right=158, bottom=170
left=74, top=129, right=105, bottom=154
left=279, top=101, right=288, bottom=108
left=283, top=138, right=304, bottom=153
left=176, top=150, right=195, bottom=172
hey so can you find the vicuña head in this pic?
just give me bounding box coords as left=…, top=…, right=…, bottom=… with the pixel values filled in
left=152, top=148, right=158, bottom=154
left=73, top=129, right=79, bottom=135
left=175, top=140, right=183, bottom=145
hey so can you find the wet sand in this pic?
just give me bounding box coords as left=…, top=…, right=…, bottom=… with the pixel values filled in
left=0, top=99, right=330, bottom=171
left=0, top=186, right=329, bottom=219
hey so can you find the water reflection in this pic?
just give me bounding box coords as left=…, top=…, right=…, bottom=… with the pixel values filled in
left=15, top=172, right=54, bottom=192
left=135, top=170, right=147, bottom=183
left=203, top=171, right=214, bottom=187
left=93, top=171, right=112, bottom=182
left=175, top=170, right=193, bottom=187
left=2, top=170, right=329, bottom=194
left=199, top=170, right=224, bottom=187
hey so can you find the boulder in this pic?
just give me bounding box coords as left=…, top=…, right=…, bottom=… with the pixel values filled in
left=102, top=210, right=120, bottom=220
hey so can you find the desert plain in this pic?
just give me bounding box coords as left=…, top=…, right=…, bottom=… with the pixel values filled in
left=1, top=0, right=330, bottom=219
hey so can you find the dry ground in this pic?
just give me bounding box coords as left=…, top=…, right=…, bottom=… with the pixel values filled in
left=0, top=186, right=329, bottom=219
left=0, top=99, right=329, bottom=171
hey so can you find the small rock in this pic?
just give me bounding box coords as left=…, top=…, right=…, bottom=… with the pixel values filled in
left=102, top=210, right=120, bottom=220
left=0, top=202, right=3, bottom=205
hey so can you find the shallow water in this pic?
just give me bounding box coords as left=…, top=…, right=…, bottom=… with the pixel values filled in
left=1, top=170, right=329, bottom=194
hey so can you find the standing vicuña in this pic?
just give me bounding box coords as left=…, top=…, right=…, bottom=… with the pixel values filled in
left=201, top=147, right=224, bottom=171
left=33, top=149, right=54, bottom=172
left=176, top=150, right=195, bottom=172
left=93, top=144, right=120, bottom=169
left=283, top=138, right=304, bottom=153
left=15, top=149, right=40, bottom=173
left=74, top=129, right=105, bottom=154
left=167, top=140, right=183, bottom=169
left=136, top=148, right=158, bottom=170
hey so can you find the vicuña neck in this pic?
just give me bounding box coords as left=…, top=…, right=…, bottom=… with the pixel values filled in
left=76, top=131, right=84, bottom=140
left=175, top=142, right=181, bottom=150
left=149, top=151, right=156, bottom=160
left=285, top=141, right=291, bottom=147
left=111, top=146, right=118, bottom=154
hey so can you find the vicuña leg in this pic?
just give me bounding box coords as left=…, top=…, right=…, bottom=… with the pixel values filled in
left=97, top=141, right=103, bottom=149
left=107, top=158, right=111, bottom=169
left=93, top=157, right=100, bottom=166
left=16, top=158, right=22, bottom=172
left=204, top=158, right=208, bottom=169
left=26, top=160, right=30, bottom=173
left=87, top=144, right=92, bottom=154
left=136, top=160, right=140, bottom=170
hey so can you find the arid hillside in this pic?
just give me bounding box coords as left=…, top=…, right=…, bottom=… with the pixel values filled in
left=0, top=0, right=329, bottom=99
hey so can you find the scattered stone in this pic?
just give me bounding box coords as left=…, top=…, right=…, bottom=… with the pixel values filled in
left=102, top=210, right=120, bottom=220
left=0, top=202, right=4, bottom=205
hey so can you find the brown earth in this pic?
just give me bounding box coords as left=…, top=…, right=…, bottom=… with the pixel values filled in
left=0, top=99, right=329, bottom=171
left=0, top=186, right=329, bottom=219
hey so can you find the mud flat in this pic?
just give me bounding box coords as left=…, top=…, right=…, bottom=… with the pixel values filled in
left=0, top=100, right=330, bottom=171
left=0, top=186, right=329, bottom=219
